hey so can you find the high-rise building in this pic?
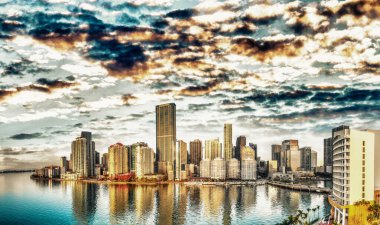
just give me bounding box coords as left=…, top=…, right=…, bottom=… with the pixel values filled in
left=200, top=159, right=211, bottom=178
left=108, top=143, right=128, bottom=177
left=271, top=144, right=281, bottom=171
left=80, top=131, right=95, bottom=177
left=329, top=126, right=380, bottom=225
left=211, top=158, right=226, bottom=180
left=71, top=132, right=95, bottom=178
left=134, top=145, right=154, bottom=178
left=234, top=136, right=246, bottom=160
left=268, top=160, right=278, bottom=178
left=102, top=153, right=109, bottom=171
left=324, top=137, right=333, bottom=173
left=176, top=140, right=187, bottom=180
left=282, top=140, right=299, bottom=172
left=311, top=150, right=317, bottom=169
left=129, top=142, right=148, bottom=172
left=95, top=151, right=100, bottom=165
left=300, top=147, right=312, bottom=171
left=226, top=158, right=240, bottom=179
left=190, top=139, right=202, bottom=166
left=224, top=124, right=233, bottom=160
left=60, top=156, right=68, bottom=175
left=249, top=143, right=258, bottom=160
left=240, top=146, right=257, bottom=180
left=156, top=103, right=176, bottom=174
left=205, top=138, right=221, bottom=160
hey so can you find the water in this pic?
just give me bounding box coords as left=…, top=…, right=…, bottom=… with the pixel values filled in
left=0, top=173, right=331, bottom=225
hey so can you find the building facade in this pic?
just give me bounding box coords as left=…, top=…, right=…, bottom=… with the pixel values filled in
left=329, top=125, right=380, bottom=225
left=271, top=144, right=281, bottom=172
left=108, top=143, right=128, bottom=177
left=72, top=136, right=92, bottom=178
left=300, top=147, right=312, bottom=171
left=190, top=139, right=202, bottom=166
left=226, top=158, right=240, bottom=179
left=211, top=158, right=226, bottom=180
left=224, top=123, right=233, bottom=160
left=324, top=137, right=333, bottom=173
left=311, top=150, right=317, bottom=170
left=234, top=135, right=246, bottom=160
left=205, top=138, right=221, bottom=160
left=156, top=103, right=176, bottom=174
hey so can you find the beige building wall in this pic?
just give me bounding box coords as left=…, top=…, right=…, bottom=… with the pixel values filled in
left=108, top=143, right=128, bottom=177
left=205, top=138, right=221, bottom=160
left=349, top=130, right=374, bottom=204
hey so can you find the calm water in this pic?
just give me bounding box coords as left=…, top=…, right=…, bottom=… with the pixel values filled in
left=0, top=173, right=331, bottom=225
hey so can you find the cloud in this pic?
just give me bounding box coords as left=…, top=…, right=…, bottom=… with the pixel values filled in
left=0, top=147, right=37, bottom=155
left=121, top=94, right=137, bottom=105
left=9, top=133, right=43, bottom=140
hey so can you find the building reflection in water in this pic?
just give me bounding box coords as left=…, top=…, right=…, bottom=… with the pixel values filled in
left=109, top=184, right=129, bottom=224
left=72, top=182, right=98, bottom=225
left=157, top=184, right=174, bottom=225
left=134, top=185, right=156, bottom=224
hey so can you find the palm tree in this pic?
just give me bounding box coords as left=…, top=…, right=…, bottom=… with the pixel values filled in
left=317, top=205, right=320, bottom=219
left=307, top=208, right=311, bottom=224
left=312, top=208, right=317, bottom=220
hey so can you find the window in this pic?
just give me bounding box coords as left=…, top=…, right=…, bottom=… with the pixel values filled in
left=363, top=141, right=365, bottom=146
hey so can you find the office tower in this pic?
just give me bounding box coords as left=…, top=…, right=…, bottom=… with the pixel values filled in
left=71, top=137, right=87, bottom=177
left=224, top=123, right=233, bottom=160
left=226, top=158, right=240, bottom=179
left=156, top=103, right=176, bottom=174
left=282, top=140, right=299, bottom=172
left=200, top=159, right=211, bottom=178
left=134, top=145, right=154, bottom=178
left=249, top=143, right=258, bottom=160
left=300, top=147, right=312, bottom=171
left=95, top=151, right=100, bottom=165
left=324, top=137, right=333, bottom=173
left=271, top=144, right=281, bottom=171
left=240, top=146, right=257, bottom=180
left=190, top=139, right=202, bottom=166
left=205, top=138, right=221, bottom=160
left=129, top=142, right=148, bottom=172
left=329, top=126, right=380, bottom=225
left=178, top=140, right=187, bottom=166
left=311, top=150, right=317, bottom=169
left=211, top=158, right=226, bottom=180
left=102, top=153, right=109, bottom=171
left=60, top=156, right=68, bottom=173
left=80, top=131, right=95, bottom=177
left=108, top=143, right=128, bottom=177
left=234, top=136, right=246, bottom=160
left=268, top=160, right=278, bottom=178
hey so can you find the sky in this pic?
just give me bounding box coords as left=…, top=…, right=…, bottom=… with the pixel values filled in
left=0, top=0, right=379, bottom=170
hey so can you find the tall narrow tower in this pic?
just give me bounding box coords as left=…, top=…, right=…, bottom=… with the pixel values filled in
left=156, top=103, right=176, bottom=174
left=224, top=123, right=232, bottom=160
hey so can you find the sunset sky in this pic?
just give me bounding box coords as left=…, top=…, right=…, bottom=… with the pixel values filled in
left=0, top=0, right=379, bottom=170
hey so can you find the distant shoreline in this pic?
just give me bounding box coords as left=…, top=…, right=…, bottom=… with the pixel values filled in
left=0, top=170, right=34, bottom=174
left=31, top=176, right=268, bottom=186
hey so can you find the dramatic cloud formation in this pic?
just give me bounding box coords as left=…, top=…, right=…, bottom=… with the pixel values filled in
left=0, top=0, right=379, bottom=169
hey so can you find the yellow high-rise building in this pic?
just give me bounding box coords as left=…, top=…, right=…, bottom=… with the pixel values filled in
left=108, top=143, right=128, bottom=177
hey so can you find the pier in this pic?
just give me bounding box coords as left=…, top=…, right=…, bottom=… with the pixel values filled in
left=268, top=181, right=332, bottom=194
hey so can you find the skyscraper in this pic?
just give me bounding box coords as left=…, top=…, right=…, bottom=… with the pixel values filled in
left=108, top=143, right=128, bottom=177
left=282, top=140, right=299, bottom=172
left=249, top=143, right=257, bottom=160
left=102, top=153, right=109, bottom=171
left=329, top=126, right=380, bottom=225
left=71, top=131, right=95, bottom=178
left=324, top=137, right=333, bottom=173
left=234, top=136, right=246, bottom=160
left=224, top=123, right=232, bottom=160
left=205, top=138, right=221, bottom=160
left=271, top=144, right=281, bottom=171
left=176, top=140, right=187, bottom=180
left=190, top=139, right=202, bottom=166
left=299, top=147, right=311, bottom=171
left=156, top=103, right=176, bottom=174
left=311, top=150, right=317, bottom=169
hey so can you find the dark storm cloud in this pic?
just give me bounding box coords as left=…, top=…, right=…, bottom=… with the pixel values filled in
left=239, top=89, right=313, bottom=104
left=36, top=78, right=76, bottom=89
left=0, top=147, right=37, bottom=155
left=73, top=123, right=83, bottom=128
left=1, top=58, right=51, bottom=77
left=261, top=104, right=380, bottom=123
left=165, top=9, right=194, bottom=19
left=231, top=36, right=304, bottom=61
left=188, top=103, right=213, bottom=111
left=9, top=132, right=42, bottom=140
left=179, top=79, right=224, bottom=96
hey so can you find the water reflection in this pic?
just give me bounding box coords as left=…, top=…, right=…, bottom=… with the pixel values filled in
left=72, top=182, right=98, bottom=225
left=26, top=175, right=330, bottom=225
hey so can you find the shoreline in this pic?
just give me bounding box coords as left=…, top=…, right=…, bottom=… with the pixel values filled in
left=268, top=181, right=332, bottom=194
left=31, top=176, right=268, bottom=186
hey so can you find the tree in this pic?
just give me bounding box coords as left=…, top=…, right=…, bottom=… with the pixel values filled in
left=367, top=202, right=380, bottom=225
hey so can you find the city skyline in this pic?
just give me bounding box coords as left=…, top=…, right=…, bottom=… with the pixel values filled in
left=0, top=0, right=379, bottom=171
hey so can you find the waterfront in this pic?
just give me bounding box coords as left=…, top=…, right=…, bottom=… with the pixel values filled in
left=0, top=173, right=331, bottom=225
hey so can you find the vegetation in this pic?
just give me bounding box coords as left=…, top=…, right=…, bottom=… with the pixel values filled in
left=276, top=207, right=322, bottom=225
left=349, top=200, right=380, bottom=225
